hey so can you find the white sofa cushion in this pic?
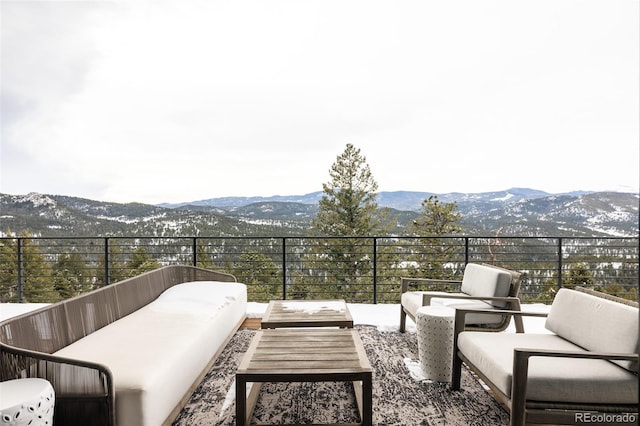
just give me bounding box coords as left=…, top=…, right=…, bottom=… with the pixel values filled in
left=545, top=288, right=639, bottom=371
left=54, top=281, right=247, bottom=426
left=458, top=332, right=639, bottom=404
left=460, top=263, right=512, bottom=307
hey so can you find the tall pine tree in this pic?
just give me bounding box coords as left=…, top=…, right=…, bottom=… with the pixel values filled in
left=408, top=195, right=462, bottom=279
left=304, top=143, right=387, bottom=300
left=312, top=143, right=381, bottom=236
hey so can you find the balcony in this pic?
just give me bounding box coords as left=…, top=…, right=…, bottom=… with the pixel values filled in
left=1, top=235, right=638, bottom=425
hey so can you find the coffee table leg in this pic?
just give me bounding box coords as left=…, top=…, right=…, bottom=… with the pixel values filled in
left=362, top=373, right=373, bottom=426
left=353, top=374, right=373, bottom=426
left=246, top=382, right=262, bottom=422
left=236, top=376, right=247, bottom=426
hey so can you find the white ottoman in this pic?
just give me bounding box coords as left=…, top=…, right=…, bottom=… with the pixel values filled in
left=416, top=305, right=455, bottom=382
left=0, top=378, right=55, bottom=425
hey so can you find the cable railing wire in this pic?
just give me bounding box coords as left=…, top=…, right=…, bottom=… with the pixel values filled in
left=0, top=235, right=637, bottom=304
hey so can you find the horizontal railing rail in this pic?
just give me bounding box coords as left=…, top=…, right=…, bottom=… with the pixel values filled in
left=1, top=235, right=638, bottom=304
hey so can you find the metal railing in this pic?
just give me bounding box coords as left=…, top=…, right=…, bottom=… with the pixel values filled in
left=1, top=235, right=638, bottom=304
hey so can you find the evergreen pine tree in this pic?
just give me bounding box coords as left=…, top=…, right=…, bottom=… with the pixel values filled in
left=231, top=252, right=281, bottom=301
left=196, top=244, right=216, bottom=269
left=126, top=247, right=160, bottom=276
left=312, top=143, right=380, bottom=237
left=306, top=143, right=389, bottom=300
left=408, top=195, right=463, bottom=279
left=0, top=233, right=58, bottom=302
left=0, top=236, right=18, bottom=302
left=53, top=250, right=93, bottom=298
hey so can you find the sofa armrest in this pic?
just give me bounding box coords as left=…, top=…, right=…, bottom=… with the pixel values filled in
left=1, top=342, right=115, bottom=425
left=511, top=348, right=640, bottom=421
left=400, top=277, right=462, bottom=293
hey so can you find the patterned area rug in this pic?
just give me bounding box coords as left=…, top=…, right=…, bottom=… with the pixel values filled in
left=173, top=325, right=509, bottom=425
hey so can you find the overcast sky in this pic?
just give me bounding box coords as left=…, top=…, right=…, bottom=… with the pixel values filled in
left=1, top=0, right=638, bottom=204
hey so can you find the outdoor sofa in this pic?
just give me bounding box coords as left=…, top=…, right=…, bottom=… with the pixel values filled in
left=0, top=265, right=247, bottom=426
left=452, top=286, right=639, bottom=426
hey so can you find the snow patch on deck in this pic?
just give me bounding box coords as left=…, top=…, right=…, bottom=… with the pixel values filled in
left=281, top=301, right=346, bottom=314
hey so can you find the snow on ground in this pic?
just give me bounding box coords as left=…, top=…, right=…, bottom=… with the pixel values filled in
left=246, top=301, right=551, bottom=334
left=0, top=303, right=50, bottom=321
left=2, top=301, right=551, bottom=333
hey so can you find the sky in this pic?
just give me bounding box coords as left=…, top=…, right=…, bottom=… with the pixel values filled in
left=1, top=0, right=639, bottom=205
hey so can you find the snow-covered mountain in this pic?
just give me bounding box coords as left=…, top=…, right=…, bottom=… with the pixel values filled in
left=1, top=189, right=638, bottom=237
left=159, top=187, right=558, bottom=210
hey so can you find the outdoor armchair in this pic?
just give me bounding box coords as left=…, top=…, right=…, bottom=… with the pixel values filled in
left=451, top=287, right=639, bottom=426
left=400, top=263, right=524, bottom=333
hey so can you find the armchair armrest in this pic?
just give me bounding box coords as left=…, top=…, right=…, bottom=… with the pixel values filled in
left=428, top=294, right=524, bottom=332
left=401, top=277, right=462, bottom=293
left=511, top=348, right=640, bottom=421
left=450, top=308, right=550, bottom=391
left=423, top=293, right=521, bottom=305
left=453, top=307, right=547, bottom=336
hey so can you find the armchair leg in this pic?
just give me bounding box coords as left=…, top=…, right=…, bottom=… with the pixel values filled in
left=510, top=350, right=528, bottom=426
left=513, top=315, right=525, bottom=334
left=399, top=307, right=406, bottom=333
left=451, top=351, right=463, bottom=390
left=511, top=299, right=525, bottom=333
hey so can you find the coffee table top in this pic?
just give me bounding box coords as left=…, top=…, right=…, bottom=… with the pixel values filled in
left=261, top=299, right=354, bottom=329
left=237, top=328, right=371, bottom=378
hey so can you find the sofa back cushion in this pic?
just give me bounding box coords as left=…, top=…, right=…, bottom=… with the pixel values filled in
left=546, top=288, right=639, bottom=371
left=460, top=263, right=513, bottom=307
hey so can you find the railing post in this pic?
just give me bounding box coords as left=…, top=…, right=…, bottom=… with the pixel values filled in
left=464, top=237, right=470, bottom=265
left=557, top=237, right=563, bottom=290
left=104, top=237, right=110, bottom=285
left=193, top=237, right=198, bottom=267
left=372, top=237, right=377, bottom=304
left=282, top=238, right=287, bottom=300
left=17, top=238, right=23, bottom=303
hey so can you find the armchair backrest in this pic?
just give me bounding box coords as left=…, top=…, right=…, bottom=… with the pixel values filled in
left=545, top=288, right=639, bottom=372
left=460, top=263, right=514, bottom=308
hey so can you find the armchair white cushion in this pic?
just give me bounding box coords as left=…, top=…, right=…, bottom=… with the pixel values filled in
left=460, top=263, right=512, bottom=307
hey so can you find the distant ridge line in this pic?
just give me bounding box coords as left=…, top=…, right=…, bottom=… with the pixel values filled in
left=158, top=187, right=597, bottom=210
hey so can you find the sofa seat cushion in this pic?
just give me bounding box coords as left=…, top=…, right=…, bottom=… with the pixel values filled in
left=54, top=281, right=247, bottom=426
left=545, top=288, right=639, bottom=371
left=402, top=291, right=504, bottom=325
left=460, top=263, right=512, bottom=308
left=458, top=332, right=639, bottom=405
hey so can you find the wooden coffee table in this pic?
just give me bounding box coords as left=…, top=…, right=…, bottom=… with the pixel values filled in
left=261, top=299, right=354, bottom=329
left=236, top=328, right=373, bottom=426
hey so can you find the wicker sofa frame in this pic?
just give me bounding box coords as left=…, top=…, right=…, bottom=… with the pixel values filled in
left=0, top=265, right=240, bottom=426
